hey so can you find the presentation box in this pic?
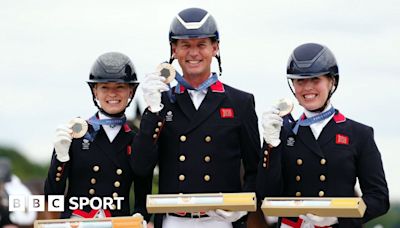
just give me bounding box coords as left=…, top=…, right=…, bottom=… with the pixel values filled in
left=147, top=192, right=256, bottom=213
left=34, top=216, right=144, bottom=228
left=261, top=197, right=366, bottom=217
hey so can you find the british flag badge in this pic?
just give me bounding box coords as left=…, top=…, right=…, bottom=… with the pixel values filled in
left=336, top=134, right=349, bottom=145
left=220, top=108, right=234, bottom=118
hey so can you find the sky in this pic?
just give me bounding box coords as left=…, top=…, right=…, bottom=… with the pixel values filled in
left=1, top=0, right=399, bottom=200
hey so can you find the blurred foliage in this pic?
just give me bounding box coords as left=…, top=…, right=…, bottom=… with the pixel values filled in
left=0, top=146, right=48, bottom=181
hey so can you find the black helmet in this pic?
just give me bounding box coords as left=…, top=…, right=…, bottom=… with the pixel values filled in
left=287, top=43, right=339, bottom=86
left=286, top=43, right=339, bottom=111
left=169, top=8, right=219, bottom=42
left=87, top=52, right=138, bottom=116
left=168, top=8, right=222, bottom=75
left=88, top=52, right=139, bottom=86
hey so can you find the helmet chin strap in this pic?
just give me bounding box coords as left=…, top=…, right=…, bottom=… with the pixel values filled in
left=89, top=84, right=136, bottom=118
left=288, top=76, right=336, bottom=113
left=99, top=108, right=126, bottom=118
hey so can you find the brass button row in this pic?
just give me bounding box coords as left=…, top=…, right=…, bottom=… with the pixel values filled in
left=295, top=191, right=325, bottom=197
left=179, top=135, right=213, bottom=143
left=295, top=158, right=327, bottom=166
left=178, top=174, right=211, bottom=182
left=178, top=155, right=211, bottom=162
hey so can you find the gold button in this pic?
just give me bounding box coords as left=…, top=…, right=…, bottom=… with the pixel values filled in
left=155, top=128, right=160, bottom=132
left=114, top=181, right=121, bottom=188
left=116, top=169, right=123, bottom=175
left=204, top=175, right=211, bottom=181
left=296, top=192, right=301, bottom=197
left=180, top=135, right=187, bottom=142
left=89, top=189, right=95, bottom=195
left=111, top=204, right=116, bottom=210
left=263, top=163, right=267, bottom=167
left=153, top=134, right=158, bottom=139
left=93, top=166, right=100, bottom=172
left=204, top=156, right=211, bottom=162
left=205, top=136, right=211, bottom=142
left=296, top=175, right=301, bottom=181
left=55, top=177, right=60, bottom=182
left=263, top=157, right=267, bottom=162
left=319, top=191, right=325, bottom=197
left=296, top=159, right=303, bottom=165
left=113, top=192, right=118, bottom=198
left=320, top=159, right=327, bottom=165
left=264, top=150, right=269, bottom=156
left=179, top=155, right=186, bottom=162
left=157, top=122, right=163, bottom=127
left=56, top=173, right=61, bottom=177
left=91, top=178, right=96, bottom=184
left=57, top=166, right=62, bottom=171
left=320, top=175, right=326, bottom=181
left=179, top=174, right=185, bottom=181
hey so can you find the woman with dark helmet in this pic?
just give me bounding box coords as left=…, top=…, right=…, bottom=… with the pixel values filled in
left=44, top=52, right=152, bottom=223
left=257, top=43, right=389, bottom=227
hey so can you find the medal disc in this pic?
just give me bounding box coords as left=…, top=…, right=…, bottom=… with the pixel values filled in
left=276, top=98, right=294, bottom=117
left=69, top=117, right=88, bottom=139
left=156, top=63, right=176, bottom=84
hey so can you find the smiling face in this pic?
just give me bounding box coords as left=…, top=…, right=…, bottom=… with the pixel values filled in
left=172, top=38, right=219, bottom=82
left=292, top=75, right=334, bottom=111
left=92, top=82, right=133, bottom=114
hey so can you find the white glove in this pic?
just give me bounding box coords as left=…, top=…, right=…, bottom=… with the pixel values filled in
left=142, top=73, right=169, bottom=113
left=262, top=106, right=283, bottom=147
left=299, top=213, right=338, bottom=227
left=206, top=209, right=247, bottom=222
left=132, top=213, right=147, bottom=228
left=53, top=124, right=73, bottom=162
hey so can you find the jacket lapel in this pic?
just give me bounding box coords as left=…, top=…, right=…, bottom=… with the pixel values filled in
left=297, top=125, right=324, bottom=157
left=318, top=111, right=347, bottom=146
left=92, top=127, right=132, bottom=168
left=175, top=91, right=196, bottom=121
left=184, top=89, right=226, bottom=133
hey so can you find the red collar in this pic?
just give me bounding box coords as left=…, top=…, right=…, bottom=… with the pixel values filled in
left=123, top=123, right=131, bottom=132
left=176, top=80, right=225, bottom=94
left=333, top=112, right=346, bottom=123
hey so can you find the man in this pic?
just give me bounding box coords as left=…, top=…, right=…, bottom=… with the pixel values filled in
left=44, top=52, right=152, bottom=221
left=132, top=8, right=260, bottom=228
left=257, top=43, right=389, bottom=227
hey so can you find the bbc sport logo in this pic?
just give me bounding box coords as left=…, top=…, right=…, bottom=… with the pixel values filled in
left=9, top=195, right=124, bottom=211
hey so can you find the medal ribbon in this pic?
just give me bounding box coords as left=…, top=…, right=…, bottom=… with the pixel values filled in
left=84, top=114, right=126, bottom=141
left=292, top=107, right=335, bottom=134
left=167, top=72, right=218, bottom=103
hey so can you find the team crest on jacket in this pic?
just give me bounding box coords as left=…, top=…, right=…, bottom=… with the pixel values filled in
left=82, top=139, right=90, bottom=150
left=220, top=108, right=234, bottom=118
left=286, top=137, right=295, bottom=146
left=336, top=134, right=349, bottom=145
left=166, top=111, right=173, bottom=122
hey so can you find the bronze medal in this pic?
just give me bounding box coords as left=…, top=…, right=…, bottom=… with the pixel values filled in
left=69, top=117, right=88, bottom=139
left=156, top=63, right=176, bottom=84
left=276, top=98, right=294, bottom=117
